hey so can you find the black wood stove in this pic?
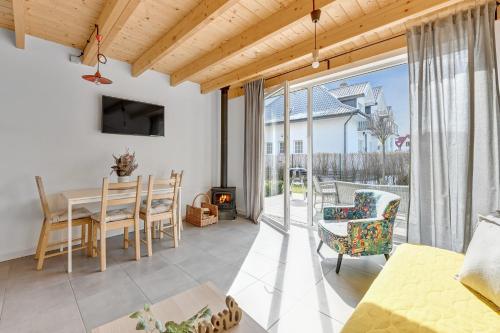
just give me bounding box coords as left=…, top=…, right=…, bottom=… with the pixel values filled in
left=211, top=87, right=237, bottom=220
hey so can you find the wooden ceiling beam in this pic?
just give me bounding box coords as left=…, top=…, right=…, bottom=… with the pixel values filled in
left=82, top=0, right=142, bottom=66
left=12, top=0, right=25, bottom=49
left=201, top=0, right=463, bottom=94
left=170, top=0, right=337, bottom=87
left=228, top=35, right=407, bottom=100
left=131, top=0, right=239, bottom=78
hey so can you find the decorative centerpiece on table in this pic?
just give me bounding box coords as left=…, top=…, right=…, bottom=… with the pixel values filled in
left=131, top=296, right=242, bottom=333
left=111, top=149, right=138, bottom=182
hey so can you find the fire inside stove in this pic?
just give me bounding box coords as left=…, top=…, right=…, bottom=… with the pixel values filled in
left=215, top=193, right=232, bottom=204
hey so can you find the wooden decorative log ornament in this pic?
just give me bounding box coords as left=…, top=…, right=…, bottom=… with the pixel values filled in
left=197, top=296, right=242, bottom=333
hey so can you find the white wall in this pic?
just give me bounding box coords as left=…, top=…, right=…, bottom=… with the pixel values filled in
left=0, top=29, right=219, bottom=261
left=264, top=116, right=368, bottom=155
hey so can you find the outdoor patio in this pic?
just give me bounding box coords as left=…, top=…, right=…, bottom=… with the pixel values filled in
left=263, top=189, right=408, bottom=244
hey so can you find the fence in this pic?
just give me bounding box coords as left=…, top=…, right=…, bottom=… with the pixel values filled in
left=265, top=151, right=410, bottom=186
left=332, top=180, right=409, bottom=215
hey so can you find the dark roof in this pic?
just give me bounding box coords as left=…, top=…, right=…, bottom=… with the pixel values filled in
left=328, top=82, right=370, bottom=99
left=265, top=86, right=357, bottom=123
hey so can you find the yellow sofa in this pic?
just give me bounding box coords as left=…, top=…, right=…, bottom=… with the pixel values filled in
left=342, top=244, right=500, bottom=332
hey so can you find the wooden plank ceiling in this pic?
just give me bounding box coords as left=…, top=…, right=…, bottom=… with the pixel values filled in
left=0, top=0, right=481, bottom=97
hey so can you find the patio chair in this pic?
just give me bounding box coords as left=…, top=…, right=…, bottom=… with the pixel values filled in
left=290, top=168, right=307, bottom=201
left=313, top=176, right=337, bottom=211
left=316, top=189, right=401, bottom=273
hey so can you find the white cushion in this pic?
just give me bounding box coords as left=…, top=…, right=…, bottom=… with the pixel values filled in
left=142, top=199, right=172, bottom=206
left=458, top=216, right=500, bottom=307
left=140, top=200, right=172, bottom=214
left=318, top=220, right=348, bottom=237
left=91, top=208, right=134, bottom=222
left=50, top=207, right=91, bottom=223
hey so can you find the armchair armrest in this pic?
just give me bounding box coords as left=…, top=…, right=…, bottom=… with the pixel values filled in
left=347, top=217, right=393, bottom=256
left=323, top=205, right=368, bottom=220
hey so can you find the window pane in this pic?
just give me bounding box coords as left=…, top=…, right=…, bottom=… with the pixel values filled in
left=312, top=64, right=410, bottom=243
left=263, top=89, right=285, bottom=226
left=289, top=89, right=308, bottom=225
left=266, top=142, right=273, bottom=154
left=279, top=141, right=285, bottom=154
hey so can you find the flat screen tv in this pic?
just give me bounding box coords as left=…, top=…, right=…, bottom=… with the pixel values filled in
left=102, top=95, right=165, bottom=136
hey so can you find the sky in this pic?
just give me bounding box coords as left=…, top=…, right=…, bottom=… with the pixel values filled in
left=325, top=64, right=410, bottom=135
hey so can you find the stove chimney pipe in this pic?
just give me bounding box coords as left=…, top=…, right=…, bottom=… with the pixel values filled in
left=220, top=86, right=229, bottom=188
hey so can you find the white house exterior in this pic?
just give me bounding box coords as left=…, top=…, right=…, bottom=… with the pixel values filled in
left=264, top=82, right=399, bottom=155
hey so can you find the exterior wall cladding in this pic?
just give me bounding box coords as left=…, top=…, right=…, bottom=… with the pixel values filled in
left=264, top=82, right=399, bottom=155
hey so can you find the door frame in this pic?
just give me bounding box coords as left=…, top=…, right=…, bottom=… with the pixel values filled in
left=261, top=81, right=291, bottom=232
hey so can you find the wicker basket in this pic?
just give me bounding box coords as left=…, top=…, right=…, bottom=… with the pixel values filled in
left=185, top=193, right=218, bottom=227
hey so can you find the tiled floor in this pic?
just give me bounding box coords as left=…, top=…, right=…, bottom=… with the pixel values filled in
left=0, top=218, right=386, bottom=332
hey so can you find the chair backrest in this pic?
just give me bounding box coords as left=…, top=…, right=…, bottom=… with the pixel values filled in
left=98, top=176, right=142, bottom=222
left=313, top=176, right=322, bottom=194
left=353, top=190, right=401, bottom=220
left=144, top=173, right=181, bottom=215
left=170, top=170, right=184, bottom=187
left=35, top=176, right=51, bottom=220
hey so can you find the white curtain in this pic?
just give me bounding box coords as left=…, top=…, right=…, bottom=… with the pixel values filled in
left=407, top=2, right=500, bottom=252
left=243, top=79, right=265, bottom=223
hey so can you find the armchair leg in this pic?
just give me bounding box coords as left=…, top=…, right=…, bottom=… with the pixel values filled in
left=384, top=253, right=390, bottom=261
left=335, top=254, right=343, bottom=274
left=316, top=240, right=323, bottom=253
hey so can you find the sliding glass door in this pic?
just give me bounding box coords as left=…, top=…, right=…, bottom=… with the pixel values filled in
left=262, top=83, right=290, bottom=231
left=288, top=87, right=310, bottom=225
left=261, top=63, right=409, bottom=240
left=262, top=83, right=313, bottom=230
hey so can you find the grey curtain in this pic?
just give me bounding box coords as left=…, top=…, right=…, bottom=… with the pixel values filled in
left=407, top=2, right=500, bottom=252
left=243, top=79, right=265, bottom=223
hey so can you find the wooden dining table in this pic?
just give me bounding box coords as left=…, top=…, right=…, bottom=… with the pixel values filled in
left=60, top=184, right=182, bottom=273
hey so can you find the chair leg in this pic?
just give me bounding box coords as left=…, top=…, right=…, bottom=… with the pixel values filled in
left=173, top=215, right=178, bottom=248
left=134, top=219, right=141, bottom=261
left=81, top=224, right=86, bottom=255
left=316, top=240, right=323, bottom=253
left=159, top=220, right=164, bottom=239
left=145, top=218, right=153, bottom=257
left=92, top=223, right=98, bottom=257
left=151, top=221, right=157, bottom=239
left=123, top=227, right=129, bottom=249
left=335, top=254, right=343, bottom=274
left=35, top=219, right=48, bottom=259
left=384, top=253, right=390, bottom=261
left=87, top=223, right=93, bottom=257
left=100, top=225, right=107, bottom=272
left=36, top=225, right=50, bottom=271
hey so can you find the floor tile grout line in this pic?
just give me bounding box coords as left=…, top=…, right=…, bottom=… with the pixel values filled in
left=172, top=257, right=260, bottom=299
left=317, top=308, right=347, bottom=326
left=68, top=275, right=90, bottom=333
left=0, top=262, right=11, bottom=321
left=121, top=259, right=155, bottom=305
left=0, top=219, right=372, bottom=333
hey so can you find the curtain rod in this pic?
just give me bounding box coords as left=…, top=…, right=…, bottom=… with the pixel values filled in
left=264, top=33, right=406, bottom=82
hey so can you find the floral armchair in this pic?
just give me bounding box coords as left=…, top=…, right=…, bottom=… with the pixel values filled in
left=317, top=190, right=401, bottom=273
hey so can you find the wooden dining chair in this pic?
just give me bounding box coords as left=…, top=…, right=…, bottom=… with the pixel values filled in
left=169, top=170, right=184, bottom=237
left=148, top=170, right=183, bottom=239
left=35, top=176, right=92, bottom=270
left=170, top=170, right=184, bottom=184
left=140, top=173, right=181, bottom=256
left=90, top=176, right=142, bottom=272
